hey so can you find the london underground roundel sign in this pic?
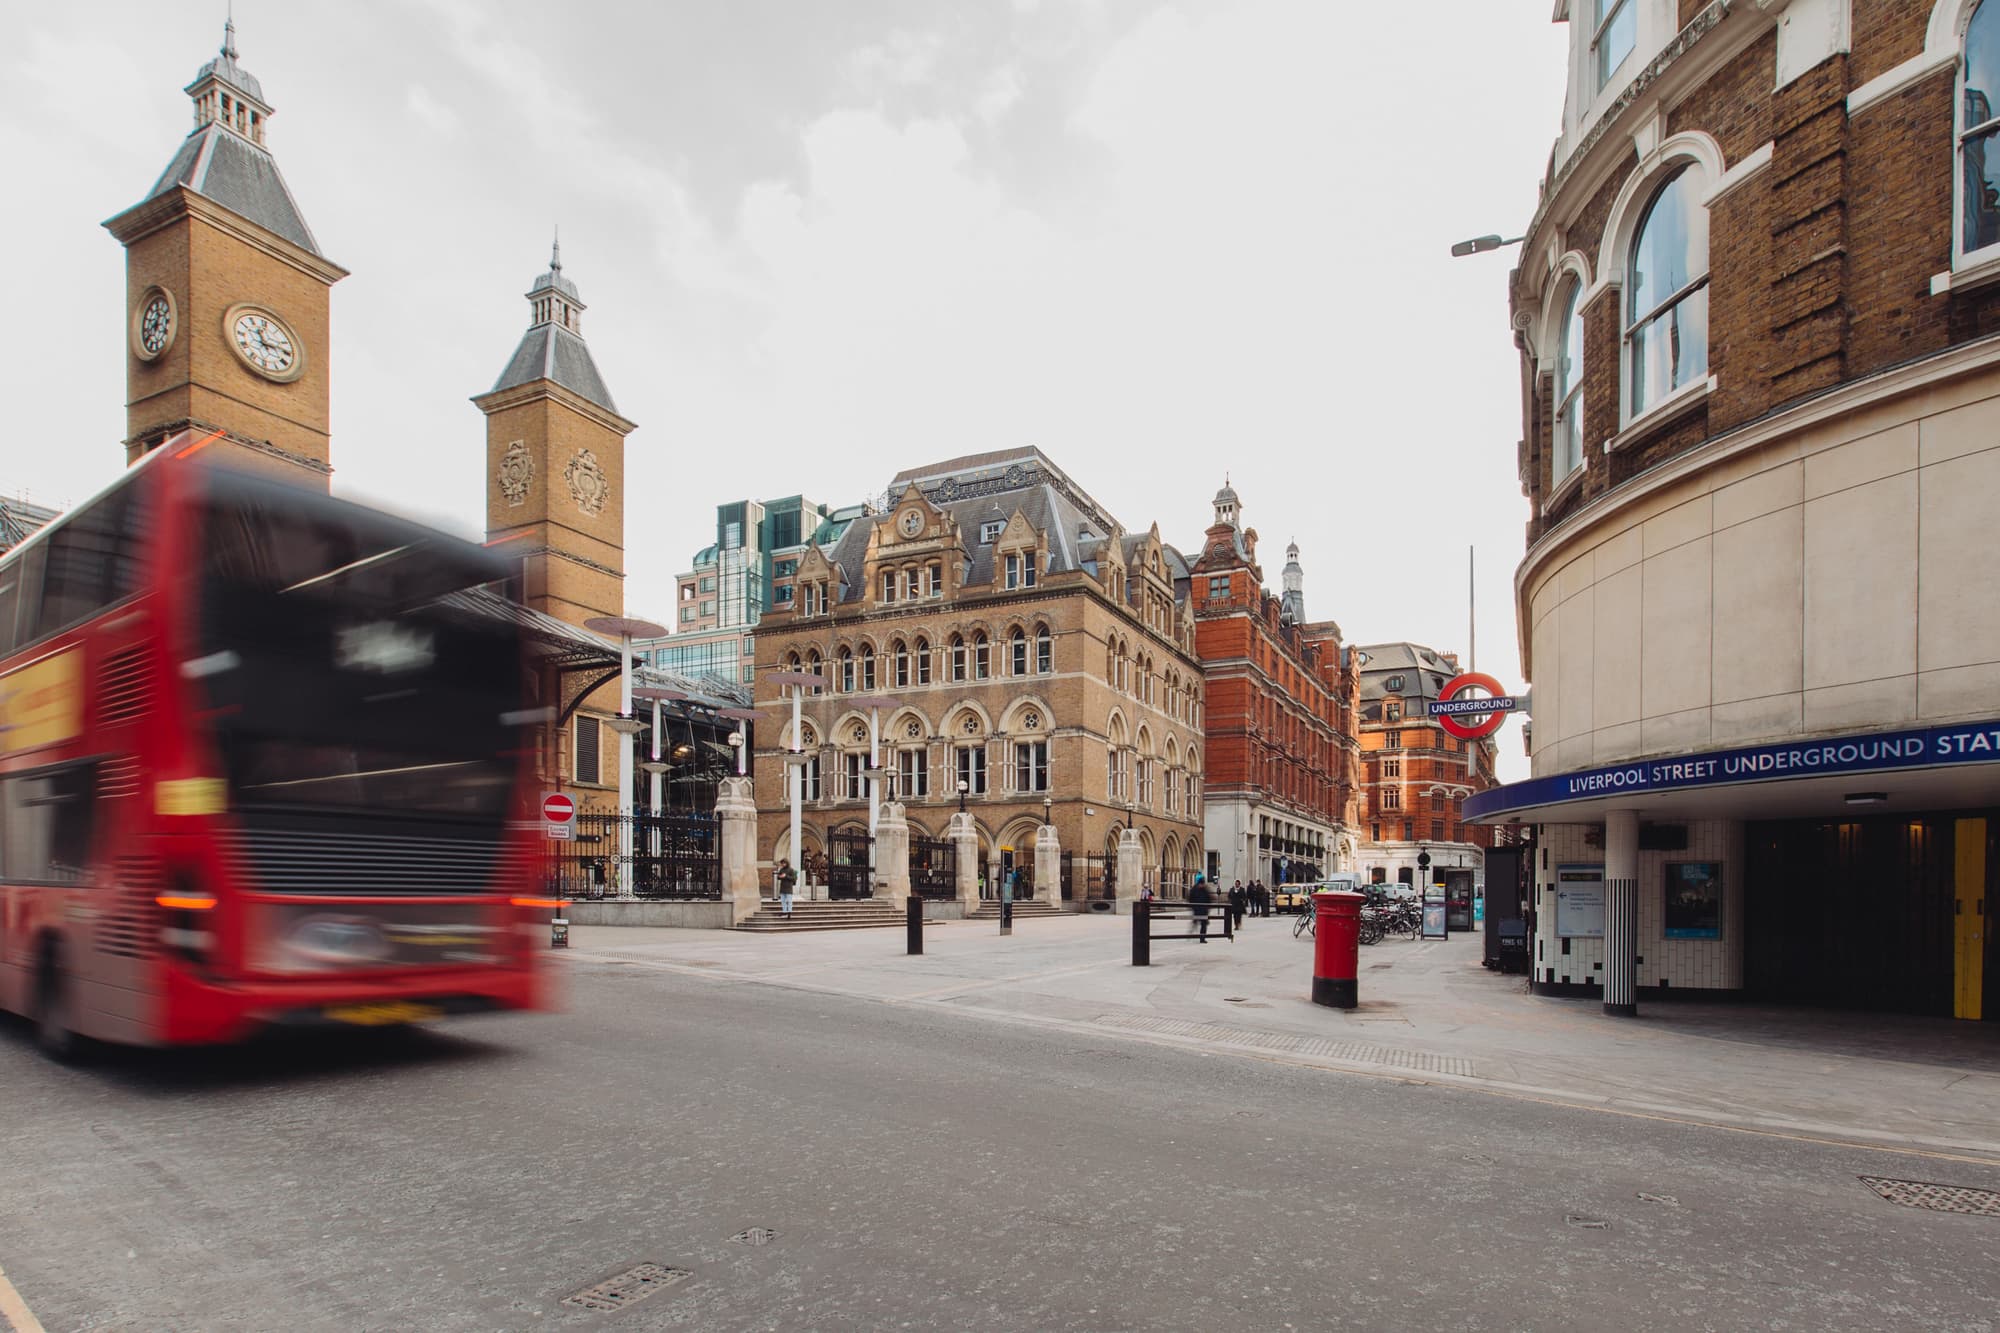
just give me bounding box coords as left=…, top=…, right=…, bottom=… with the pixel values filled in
left=1427, top=672, right=1519, bottom=741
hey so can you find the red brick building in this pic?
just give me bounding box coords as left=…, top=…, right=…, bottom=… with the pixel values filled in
left=1189, top=483, right=1362, bottom=886
left=1355, top=643, right=1498, bottom=889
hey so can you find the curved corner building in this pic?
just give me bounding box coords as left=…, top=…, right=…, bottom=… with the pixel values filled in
left=1468, top=1, right=2000, bottom=1019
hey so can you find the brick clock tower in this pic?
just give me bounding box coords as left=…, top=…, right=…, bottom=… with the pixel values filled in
left=102, top=20, right=347, bottom=483
left=474, top=241, right=635, bottom=628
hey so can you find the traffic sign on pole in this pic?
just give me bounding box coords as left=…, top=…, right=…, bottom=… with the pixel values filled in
left=543, top=792, right=576, bottom=840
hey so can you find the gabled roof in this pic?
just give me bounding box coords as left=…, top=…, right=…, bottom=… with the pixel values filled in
left=142, top=123, right=321, bottom=255
left=488, top=323, right=619, bottom=413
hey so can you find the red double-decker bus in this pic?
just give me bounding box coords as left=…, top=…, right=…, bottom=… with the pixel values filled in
left=0, top=441, right=555, bottom=1058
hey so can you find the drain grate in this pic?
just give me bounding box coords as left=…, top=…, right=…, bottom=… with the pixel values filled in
left=1859, top=1176, right=2000, bottom=1217
left=1565, top=1214, right=1608, bottom=1229
left=729, top=1227, right=779, bottom=1246
left=561, top=1263, right=691, bottom=1313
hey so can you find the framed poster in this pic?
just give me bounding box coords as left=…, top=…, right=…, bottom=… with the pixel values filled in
left=1663, top=861, right=1723, bottom=939
left=1555, top=864, right=1605, bottom=939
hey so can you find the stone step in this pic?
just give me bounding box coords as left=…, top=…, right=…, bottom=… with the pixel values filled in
left=732, top=900, right=908, bottom=933
left=966, top=900, right=1068, bottom=919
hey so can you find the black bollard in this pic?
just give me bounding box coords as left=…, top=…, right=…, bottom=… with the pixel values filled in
left=1132, top=898, right=1150, bottom=967
left=1000, top=895, right=1013, bottom=936
left=1223, top=903, right=1235, bottom=941
left=906, top=893, right=924, bottom=955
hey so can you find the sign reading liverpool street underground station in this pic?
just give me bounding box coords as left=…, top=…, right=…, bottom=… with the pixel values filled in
left=1426, top=672, right=1524, bottom=741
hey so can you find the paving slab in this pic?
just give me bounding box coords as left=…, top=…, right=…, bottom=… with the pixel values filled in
left=567, top=912, right=2000, bottom=1160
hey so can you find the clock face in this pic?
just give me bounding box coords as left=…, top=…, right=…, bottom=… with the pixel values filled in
left=233, top=311, right=296, bottom=376
left=139, top=296, right=173, bottom=355
left=899, top=509, right=923, bottom=537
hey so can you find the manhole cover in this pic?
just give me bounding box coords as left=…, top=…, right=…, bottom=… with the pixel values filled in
left=729, top=1227, right=780, bottom=1246
left=1564, top=1214, right=1608, bottom=1229
left=561, top=1263, right=690, bottom=1313
left=1859, top=1176, right=2000, bottom=1216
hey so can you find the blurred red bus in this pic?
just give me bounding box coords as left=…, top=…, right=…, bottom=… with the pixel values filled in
left=0, top=442, right=555, bottom=1058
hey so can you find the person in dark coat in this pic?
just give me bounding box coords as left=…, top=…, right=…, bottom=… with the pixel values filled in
left=1228, top=882, right=1246, bottom=930
left=1189, top=874, right=1213, bottom=942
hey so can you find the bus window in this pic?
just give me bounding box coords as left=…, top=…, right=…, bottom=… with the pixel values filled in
left=2, top=763, right=99, bottom=885
left=26, top=481, right=145, bottom=642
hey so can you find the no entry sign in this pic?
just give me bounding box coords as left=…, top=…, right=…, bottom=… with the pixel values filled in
left=1427, top=672, right=1520, bottom=741
left=543, top=792, right=576, bottom=840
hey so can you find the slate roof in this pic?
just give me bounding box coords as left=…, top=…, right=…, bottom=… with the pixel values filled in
left=143, top=123, right=321, bottom=255
left=488, top=322, right=620, bottom=414
left=1354, top=641, right=1461, bottom=719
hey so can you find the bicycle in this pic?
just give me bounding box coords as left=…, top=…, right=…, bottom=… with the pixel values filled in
left=1293, top=907, right=1315, bottom=940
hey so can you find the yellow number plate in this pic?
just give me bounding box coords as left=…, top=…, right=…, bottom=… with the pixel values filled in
left=323, top=1001, right=441, bottom=1027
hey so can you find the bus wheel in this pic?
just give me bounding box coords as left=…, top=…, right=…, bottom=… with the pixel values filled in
left=34, top=945, right=86, bottom=1064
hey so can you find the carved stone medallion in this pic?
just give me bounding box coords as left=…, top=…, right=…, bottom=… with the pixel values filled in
left=498, top=441, right=534, bottom=506
left=565, top=448, right=610, bottom=516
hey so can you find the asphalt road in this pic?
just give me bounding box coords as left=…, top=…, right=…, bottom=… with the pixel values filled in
left=4, top=953, right=1999, bottom=1331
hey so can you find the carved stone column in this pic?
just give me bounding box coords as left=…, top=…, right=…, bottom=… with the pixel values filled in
left=875, top=801, right=912, bottom=906
left=950, top=811, right=981, bottom=911
left=716, top=776, right=761, bottom=924
left=1035, top=822, right=1062, bottom=910
left=1116, top=827, right=1144, bottom=914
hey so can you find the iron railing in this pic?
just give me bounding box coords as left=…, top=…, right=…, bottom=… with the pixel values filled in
left=1061, top=852, right=1117, bottom=901
left=544, top=810, right=721, bottom=900
left=827, top=830, right=874, bottom=900
left=909, top=837, right=957, bottom=900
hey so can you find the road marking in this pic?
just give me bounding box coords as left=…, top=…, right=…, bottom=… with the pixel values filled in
left=0, top=1263, right=46, bottom=1333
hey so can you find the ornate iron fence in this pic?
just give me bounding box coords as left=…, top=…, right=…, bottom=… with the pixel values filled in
left=909, top=837, right=957, bottom=900
left=544, top=810, right=721, bottom=901
left=827, top=830, right=874, bottom=899
left=1062, top=852, right=1116, bottom=901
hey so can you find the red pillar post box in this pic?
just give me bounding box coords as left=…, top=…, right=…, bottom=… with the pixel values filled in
left=1311, top=890, right=1365, bottom=1009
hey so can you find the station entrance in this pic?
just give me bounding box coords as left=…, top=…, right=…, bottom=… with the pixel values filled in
left=1745, top=814, right=1994, bottom=1020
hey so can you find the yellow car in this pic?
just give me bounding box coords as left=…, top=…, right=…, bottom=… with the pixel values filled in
left=1272, top=883, right=1313, bottom=913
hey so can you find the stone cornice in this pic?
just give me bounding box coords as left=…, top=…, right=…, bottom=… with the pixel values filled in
left=471, top=378, right=637, bottom=437
left=103, top=186, right=349, bottom=285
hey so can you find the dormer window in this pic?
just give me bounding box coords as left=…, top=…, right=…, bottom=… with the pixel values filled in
left=981, top=521, right=1004, bottom=544
left=1386, top=675, right=1405, bottom=693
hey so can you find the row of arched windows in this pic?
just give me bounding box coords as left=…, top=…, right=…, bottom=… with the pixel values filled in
left=782, top=626, right=1055, bottom=693
left=1104, top=635, right=1202, bottom=725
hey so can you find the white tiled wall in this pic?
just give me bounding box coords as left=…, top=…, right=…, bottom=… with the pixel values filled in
left=1532, top=819, right=1745, bottom=993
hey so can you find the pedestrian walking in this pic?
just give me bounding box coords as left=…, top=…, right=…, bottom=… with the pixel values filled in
left=1257, top=881, right=1271, bottom=917
left=1228, top=882, right=1246, bottom=929
left=1189, top=873, right=1212, bottom=943
left=776, top=858, right=797, bottom=918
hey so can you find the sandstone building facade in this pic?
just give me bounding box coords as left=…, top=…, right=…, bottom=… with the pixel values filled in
left=752, top=449, right=1206, bottom=896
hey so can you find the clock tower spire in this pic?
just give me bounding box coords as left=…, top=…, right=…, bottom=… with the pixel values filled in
left=475, top=240, right=636, bottom=629
left=104, top=18, right=347, bottom=482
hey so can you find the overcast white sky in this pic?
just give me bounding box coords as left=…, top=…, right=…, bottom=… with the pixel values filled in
left=1, top=0, right=1567, bottom=777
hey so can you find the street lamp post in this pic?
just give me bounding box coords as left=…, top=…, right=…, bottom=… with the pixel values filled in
left=850, top=694, right=901, bottom=884
left=1448, top=233, right=1524, bottom=257
left=727, top=730, right=746, bottom=776
left=584, top=616, right=666, bottom=898
left=769, top=670, right=825, bottom=891
left=957, top=779, right=969, bottom=814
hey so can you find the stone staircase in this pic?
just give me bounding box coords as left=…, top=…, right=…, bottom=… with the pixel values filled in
left=966, top=898, right=1069, bottom=921
left=732, top=899, right=907, bottom=933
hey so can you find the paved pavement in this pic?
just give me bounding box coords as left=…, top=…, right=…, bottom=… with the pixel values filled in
left=569, top=910, right=2000, bottom=1161
left=3, top=911, right=1999, bottom=1329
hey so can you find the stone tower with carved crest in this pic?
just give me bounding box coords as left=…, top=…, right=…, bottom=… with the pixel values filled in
left=104, top=19, right=347, bottom=483
left=474, top=240, right=635, bottom=628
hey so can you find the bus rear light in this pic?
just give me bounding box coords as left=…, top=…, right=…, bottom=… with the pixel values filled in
left=156, top=894, right=217, bottom=911
left=510, top=897, right=567, bottom=909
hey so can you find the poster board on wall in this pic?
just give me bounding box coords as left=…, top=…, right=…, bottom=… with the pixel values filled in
left=1555, top=864, right=1605, bottom=938
left=1664, top=861, right=1723, bottom=939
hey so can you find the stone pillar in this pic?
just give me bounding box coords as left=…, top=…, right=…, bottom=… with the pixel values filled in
left=716, top=777, right=761, bottom=924
left=1115, top=827, right=1143, bottom=914
left=875, top=801, right=912, bottom=906
left=950, top=811, right=981, bottom=911
left=1036, top=823, right=1061, bottom=909
left=1603, top=808, right=1639, bottom=1017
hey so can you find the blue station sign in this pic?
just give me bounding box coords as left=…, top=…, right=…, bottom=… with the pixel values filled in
left=1464, top=716, right=2000, bottom=822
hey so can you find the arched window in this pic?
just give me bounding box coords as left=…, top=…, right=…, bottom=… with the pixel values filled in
left=1010, top=628, right=1028, bottom=676
left=1626, top=165, right=1709, bottom=416
left=860, top=643, right=877, bottom=691
left=949, top=634, right=967, bottom=681
left=1035, top=626, right=1052, bottom=674
left=785, top=650, right=801, bottom=671
left=1963, top=0, right=2000, bottom=256
left=805, top=650, right=823, bottom=694
left=1554, top=278, right=1585, bottom=480
left=891, top=638, right=910, bottom=688
left=838, top=646, right=855, bottom=693
left=973, top=632, right=990, bottom=680
left=880, top=570, right=896, bottom=603
left=915, top=637, right=933, bottom=685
